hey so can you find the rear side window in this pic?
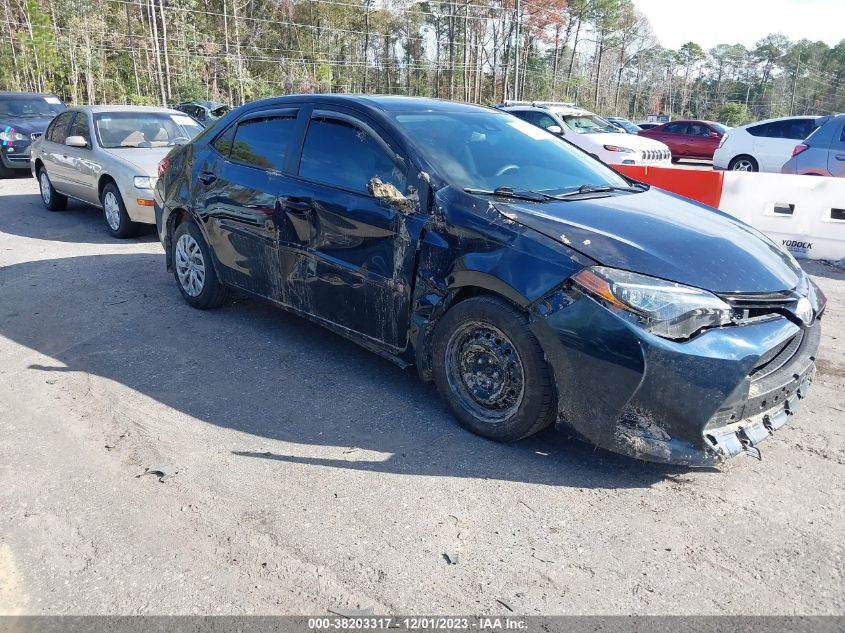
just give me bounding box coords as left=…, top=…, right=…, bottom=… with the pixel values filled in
left=664, top=122, right=688, bottom=134
left=515, top=111, right=558, bottom=130
left=229, top=114, right=298, bottom=171
left=299, top=117, right=406, bottom=194
left=747, top=123, right=768, bottom=137
left=48, top=111, right=74, bottom=143
left=67, top=113, right=91, bottom=145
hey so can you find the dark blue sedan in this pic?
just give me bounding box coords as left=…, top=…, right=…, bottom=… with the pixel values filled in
left=154, top=95, right=825, bottom=466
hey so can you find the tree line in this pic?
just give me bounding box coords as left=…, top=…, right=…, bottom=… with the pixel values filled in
left=2, top=0, right=844, bottom=124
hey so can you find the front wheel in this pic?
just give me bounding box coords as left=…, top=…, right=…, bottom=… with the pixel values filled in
left=38, top=168, right=68, bottom=211
left=172, top=219, right=228, bottom=309
left=101, top=182, right=139, bottom=238
left=432, top=296, right=557, bottom=442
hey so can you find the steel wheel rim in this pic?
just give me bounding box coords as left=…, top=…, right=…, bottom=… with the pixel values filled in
left=175, top=233, right=206, bottom=297
left=733, top=159, right=754, bottom=171
left=444, top=321, right=525, bottom=423
left=103, top=191, right=121, bottom=230
left=40, top=172, right=51, bottom=204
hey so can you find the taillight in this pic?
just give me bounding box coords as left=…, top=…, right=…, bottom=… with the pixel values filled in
left=157, top=157, right=170, bottom=176
left=718, top=134, right=728, bottom=149
left=791, top=144, right=809, bottom=157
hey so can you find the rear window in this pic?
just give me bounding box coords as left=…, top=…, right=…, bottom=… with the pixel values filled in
left=228, top=114, right=298, bottom=171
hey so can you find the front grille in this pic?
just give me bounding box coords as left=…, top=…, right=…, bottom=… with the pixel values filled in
left=749, top=330, right=804, bottom=380
left=719, top=291, right=797, bottom=322
left=641, top=149, right=671, bottom=163
left=30, top=132, right=42, bottom=141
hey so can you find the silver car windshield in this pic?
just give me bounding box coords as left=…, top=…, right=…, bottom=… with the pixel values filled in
left=94, top=112, right=203, bottom=149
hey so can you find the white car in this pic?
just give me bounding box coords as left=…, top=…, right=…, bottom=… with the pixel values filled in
left=499, top=102, right=672, bottom=166
left=713, top=116, right=822, bottom=172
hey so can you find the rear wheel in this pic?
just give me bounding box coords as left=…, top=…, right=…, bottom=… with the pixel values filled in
left=172, top=219, right=228, bottom=309
left=38, top=168, right=68, bottom=211
left=101, top=182, right=139, bottom=238
left=729, top=155, right=758, bottom=172
left=432, top=296, right=557, bottom=442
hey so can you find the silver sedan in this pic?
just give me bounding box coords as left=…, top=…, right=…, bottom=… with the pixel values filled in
left=30, top=105, right=203, bottom=237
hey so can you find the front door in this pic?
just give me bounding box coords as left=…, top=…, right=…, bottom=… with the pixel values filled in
left=277, top=108, right=423, bottom=349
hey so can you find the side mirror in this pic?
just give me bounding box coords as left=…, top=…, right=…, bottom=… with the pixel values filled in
left=65, top=135, right=88, bottom=148
left=368, top=177, right=414, bottom=213
left=547, top=125, right=563, bottom=135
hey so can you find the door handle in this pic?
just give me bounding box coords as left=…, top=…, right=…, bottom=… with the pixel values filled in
left=835, top=154, right=845, bottom=161
left=198, top=171, right=217, bottom=185
left=279, top=197, right=311, bottom=213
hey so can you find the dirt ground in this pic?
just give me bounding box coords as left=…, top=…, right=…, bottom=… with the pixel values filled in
left=0, top=175, right=843, bottom=616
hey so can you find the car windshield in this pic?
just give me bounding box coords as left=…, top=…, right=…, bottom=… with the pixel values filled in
left=0, top=96, right=65, bottom=118
left=94, top=112, right=203, bottom=148
left=559, top=113, right=619, bottom=134
left=391, top=110, right=630, bottom=194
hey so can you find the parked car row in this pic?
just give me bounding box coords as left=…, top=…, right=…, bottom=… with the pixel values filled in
left=5, top=92, right=827, bottom=469
left=496, top=101, right=672, bottom=166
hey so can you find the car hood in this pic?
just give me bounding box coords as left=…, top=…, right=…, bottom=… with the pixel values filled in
left=0, top=116, right=54, bottom=135
left=497, top=188, right=802, bottom=293
left=103, top=147, right=172, bottom=176
left=578, top=132, right=668, bottom=151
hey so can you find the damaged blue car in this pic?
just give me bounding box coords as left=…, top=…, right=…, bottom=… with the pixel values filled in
left=154, top=95, right=825, bottom=466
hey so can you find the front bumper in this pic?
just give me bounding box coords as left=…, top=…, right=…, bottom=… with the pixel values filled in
left=530, top=291, right=821, bottom=466
left=1, top=143, right=33, bottom=170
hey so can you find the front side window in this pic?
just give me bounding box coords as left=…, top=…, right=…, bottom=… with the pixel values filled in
left=299, top=117, right=406, bottom=194
left=391, top=110, right=629, bottom=194
left=229, top=115, right=298, bottom=171
left=48, top=111, right=74, bottom=143
left=515, top=111, right=559, bottom=130
left=67, top=113, right=91, bottom=145
left=94, top=112, right=203, bottom=149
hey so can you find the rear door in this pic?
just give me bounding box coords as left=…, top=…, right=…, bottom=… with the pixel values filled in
left=194, top=107, right=302, bottom=297
left=278, top=107, right=424, bottom=349
left=39, top=110, right=75, bottom=192
left=657, top=122, right=689, bottom=157
left=828, top=120, right=845, bottom=178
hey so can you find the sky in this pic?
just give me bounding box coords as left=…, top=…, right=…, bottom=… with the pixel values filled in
left=631, top=0, right=844, bottom=51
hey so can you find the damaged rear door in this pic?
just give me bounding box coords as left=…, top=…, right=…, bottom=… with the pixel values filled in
left=274, top=107, right=424, bottom=350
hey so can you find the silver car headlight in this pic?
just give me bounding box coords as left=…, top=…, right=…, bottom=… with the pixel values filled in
left=133, top=176, right=158, bottom=189
left=0, top=131, right=27, bottom=142
left=573, top=266, right=732, bottom=340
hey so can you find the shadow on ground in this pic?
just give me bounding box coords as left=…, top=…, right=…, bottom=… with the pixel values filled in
left=0, top=189, right=157, bottom=244
left=0, top=248, right=698, bottom=490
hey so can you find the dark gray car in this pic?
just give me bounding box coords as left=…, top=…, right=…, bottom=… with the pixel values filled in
left=781, top=113, right=845, bottom=177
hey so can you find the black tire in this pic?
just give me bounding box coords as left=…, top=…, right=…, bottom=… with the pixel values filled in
left=432, top=295, right=557, bottom=442
left=100, top=182, right=139, bottom=238
left=172, top=219, right=228, bottom=309
left=728, top=155, right=759, bottom=172
left=37, top=167, right=68, bottom=211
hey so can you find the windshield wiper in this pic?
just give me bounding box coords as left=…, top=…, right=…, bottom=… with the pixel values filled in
left=552, top=183, right=647, bottom=198
left=464, top=187, right=557, bottom=202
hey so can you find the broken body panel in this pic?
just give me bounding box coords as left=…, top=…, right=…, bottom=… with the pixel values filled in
left=155, top=95, right=824, bottom=466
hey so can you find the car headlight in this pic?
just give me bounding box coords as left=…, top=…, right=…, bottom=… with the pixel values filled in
left=133, top=176, right=158, bottom=189
left=573, top=266, right=732, bottom=340
left=0, top=131, right=27, bottom=142
left=603, top=145, right=635, bottom=153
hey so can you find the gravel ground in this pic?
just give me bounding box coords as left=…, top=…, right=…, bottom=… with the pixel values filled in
left=0, top=175, right=843, bottom=616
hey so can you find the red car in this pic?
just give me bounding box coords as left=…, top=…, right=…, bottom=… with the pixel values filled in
left=638, top=120, right=728, bottom=161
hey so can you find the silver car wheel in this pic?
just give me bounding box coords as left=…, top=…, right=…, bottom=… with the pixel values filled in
left=175, top=234, right=206, bottom=297
left=732, top=159, right=755, bottom=171
left=40, top=172, right=51, bottom=205
left=103, top=191, right=121, bottom=230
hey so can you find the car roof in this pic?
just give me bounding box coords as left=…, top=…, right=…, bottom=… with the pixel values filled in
left=737, top=115, right=822, bottom=129
left=71, top=105, right=186, bottom=115
left=501, top=104, right=593, bottom=116
left=242, top=94, right=489, bottom=116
